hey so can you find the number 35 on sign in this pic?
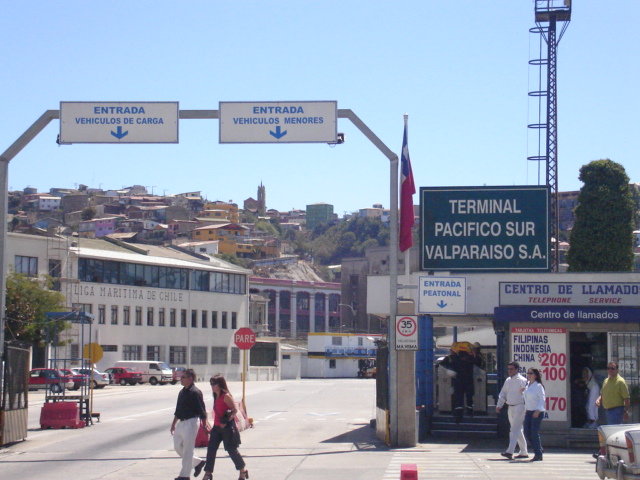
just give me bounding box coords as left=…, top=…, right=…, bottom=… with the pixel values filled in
left=396, top=316, right=419, bottom=350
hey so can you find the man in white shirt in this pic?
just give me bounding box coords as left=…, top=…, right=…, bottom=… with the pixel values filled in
left=496, top=361, right=529, bottom=459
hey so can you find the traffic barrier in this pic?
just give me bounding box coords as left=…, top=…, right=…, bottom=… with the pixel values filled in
left=400, top=463, right=418, bottom=480
left=40, top=402, right=85, bottom=429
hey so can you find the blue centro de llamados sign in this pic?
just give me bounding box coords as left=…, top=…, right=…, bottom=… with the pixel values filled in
left=420, top=186, right=550, bottom=271
left=494, top=306, right=640, bottom=324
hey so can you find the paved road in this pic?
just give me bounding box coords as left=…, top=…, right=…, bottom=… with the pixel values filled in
left=1, top=379, right=598, bottom=479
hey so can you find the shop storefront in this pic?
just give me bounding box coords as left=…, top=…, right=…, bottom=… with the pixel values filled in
left=495, top=281, right=640, bottom=445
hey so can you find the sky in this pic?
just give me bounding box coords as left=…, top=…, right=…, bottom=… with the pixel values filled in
left=1, top=1, right=639, bottom=215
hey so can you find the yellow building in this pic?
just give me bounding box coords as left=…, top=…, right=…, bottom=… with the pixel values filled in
left=203, top=201, right=239, bottom=223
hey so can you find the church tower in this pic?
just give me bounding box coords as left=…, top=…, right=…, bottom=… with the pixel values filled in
left=257, top=182, right=266, bottom=215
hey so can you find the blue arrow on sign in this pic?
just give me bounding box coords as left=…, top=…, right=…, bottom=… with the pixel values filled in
left=436, top=300, right=447, bottom=309
left=269, top=126, right=287, bottom=139
left=111, top=126, right=129, bottom=140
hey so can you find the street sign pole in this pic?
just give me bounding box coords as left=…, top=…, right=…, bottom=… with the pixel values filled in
left=242, top=349, right=247, bottom=413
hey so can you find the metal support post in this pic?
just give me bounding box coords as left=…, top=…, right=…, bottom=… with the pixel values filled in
left=336, top=109, right=399, bottom=446
left=0, top=109, right=60, bottom=367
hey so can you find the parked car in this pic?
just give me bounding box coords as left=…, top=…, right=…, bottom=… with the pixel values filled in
left=172, top=366, right=186, bottom=385
left=596, top=423, right=640, bottom=479
left=113, top=361, right=173, bottom=385
left=104, top=367, right=143, bottom=386
left=60, top=368, right=89, bottom=390
left=73, top=368, right=110, bottom=389
left=28, top=368, right=74, bottom=393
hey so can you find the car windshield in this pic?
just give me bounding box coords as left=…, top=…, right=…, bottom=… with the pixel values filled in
left=158, top=363, right=170, bottom=370
left=125, top=368, right=136, bottom=372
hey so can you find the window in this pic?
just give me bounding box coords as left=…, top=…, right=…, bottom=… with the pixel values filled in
left=15, top=255, right=38, bottom=276
left=231, top=347, right=240, bottom=365
left=170, top=308, right=176, bottom=327
left=211, top=347, right=227, bottom=364
left=111, top=305, right=118, bottom=325
left=329, top=359, right=336, bottom=369
left=147, top=345, right=161, bottom=361
left=123, top=345, right=142, bottom=360
left=135, top=306, right=142, bottom=326
left=282, top=354, right=291, bottom=360
left=222, top=312, right=228, bottom=329
left=201, top=311, right=208, bottom=328
left=73, top=303, right=92, bottom=314
left=231, top=312, right=237, bottom=330
left=358, top=337, right=364, bottom=346
left=191, top=346, right=207, bottom=365
left=123, top=306, right=130, bottom=325
left=147, top=307, right=154, bottom=326
left=191, top=310, right=197, bottom=328
left=170, top=346, right=187, bottom=364
left=181, top=309, right=187, bottom=328
left=159, top=308, right=165, bottom=327
left=98, top=305, right=106, bottom=324
left=101, top=345, right=118, bottom=352
left=70, top=344, right=79, bottom=359
left=211, top=311, right=218, bottom=328
left=332, top=337, right=343, bottom=346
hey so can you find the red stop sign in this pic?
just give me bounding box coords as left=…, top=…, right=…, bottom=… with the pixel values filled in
left=234, top=328, right=256, bottom=350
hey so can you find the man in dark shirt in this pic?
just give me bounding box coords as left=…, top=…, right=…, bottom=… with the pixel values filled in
left=170, top=369, right=209, bottom=480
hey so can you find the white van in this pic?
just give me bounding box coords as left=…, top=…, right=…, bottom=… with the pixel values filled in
left=113, top=361, right=173, bottom=385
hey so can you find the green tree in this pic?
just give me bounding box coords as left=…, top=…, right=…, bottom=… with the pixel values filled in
left=566, top=159, right=635, bottom=272
left=4, top=273, right=68, bottom=346
left=81, top=206, right=96, bottom=220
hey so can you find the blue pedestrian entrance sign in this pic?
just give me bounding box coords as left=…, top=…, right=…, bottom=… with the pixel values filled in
left=219, top=101, right=337, bottom=144
left=59, top=102, right=179, bottom=144
left=418, top=276, right=467, bottom=315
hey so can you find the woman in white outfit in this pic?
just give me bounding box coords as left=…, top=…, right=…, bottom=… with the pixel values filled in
left=583, top=367, right=600, bottom=428
left=522, top=368, right=546, bottom=462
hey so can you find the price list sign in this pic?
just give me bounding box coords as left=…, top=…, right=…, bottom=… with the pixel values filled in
left=511, top=327, right=567, bottom=422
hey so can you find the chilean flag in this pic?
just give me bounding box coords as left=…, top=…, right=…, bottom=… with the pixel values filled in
left=400, top=122, right=416, bottom=252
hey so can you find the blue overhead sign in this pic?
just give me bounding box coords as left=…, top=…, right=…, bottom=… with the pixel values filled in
left=59, top=102, right=179, bottom=144
left=495, top=306, right=640, bottom=324
left=219, top=101, right=337, bottom=144
left=420, top=186, right=550, bottom=272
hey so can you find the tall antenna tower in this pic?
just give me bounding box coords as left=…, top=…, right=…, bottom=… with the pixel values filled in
left=527, top=0, right=571, bottom=271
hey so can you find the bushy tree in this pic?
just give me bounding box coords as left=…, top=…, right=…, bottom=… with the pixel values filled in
left=566, top=159, right=635, bottom=272
left=81, top=206, right=96, bottom=220
left=4, top=273, right=68, bottom=346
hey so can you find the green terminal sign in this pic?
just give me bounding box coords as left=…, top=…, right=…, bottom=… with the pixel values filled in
left=420, top=186, right=550, bottom=271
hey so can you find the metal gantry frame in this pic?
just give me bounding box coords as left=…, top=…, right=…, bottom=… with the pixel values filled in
left=528, top=0, right=571, bottom=271
left=0, top=106, right=407, bottom=445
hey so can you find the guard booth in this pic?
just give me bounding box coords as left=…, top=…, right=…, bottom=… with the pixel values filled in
left=43, top=311, right=96, bottom=427
left=1, top=342, right=30, bottom=445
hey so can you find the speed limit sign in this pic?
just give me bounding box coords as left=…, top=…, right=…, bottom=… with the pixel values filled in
left=395, top=315, right=418, bottom=350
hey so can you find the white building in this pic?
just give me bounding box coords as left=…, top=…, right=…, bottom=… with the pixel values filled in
left=6, top=233, right=252, bottom=380
left=305, top=333, right=382, bottom=378
left=178, top=240, right=219, bottom=256
left=38, top=196, right=61, bottom=211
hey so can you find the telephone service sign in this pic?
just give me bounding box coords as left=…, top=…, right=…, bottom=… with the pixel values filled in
left=420, top=186, right=549, bottom=271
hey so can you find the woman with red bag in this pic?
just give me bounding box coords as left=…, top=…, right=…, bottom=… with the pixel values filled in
left=201, top=375, right=248, bottom=480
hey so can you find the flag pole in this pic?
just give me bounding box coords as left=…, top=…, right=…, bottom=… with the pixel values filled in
left=403, top=113, right=411, bottom=281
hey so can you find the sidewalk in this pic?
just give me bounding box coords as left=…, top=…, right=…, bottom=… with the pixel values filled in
left=92, top=432, right=596, bottom=480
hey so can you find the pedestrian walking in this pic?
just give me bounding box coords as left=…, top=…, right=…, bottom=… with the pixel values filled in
left=596, top=361, right=630, bottom=425
left=202, top=375, right=248, bottom=480
left=496, top=361, right=529, bottom=460
left=170, top=368, right=209, bottom=480
left=522, top=368, right=546, bottom=462
left=582, top=367, right=601, bottom=428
